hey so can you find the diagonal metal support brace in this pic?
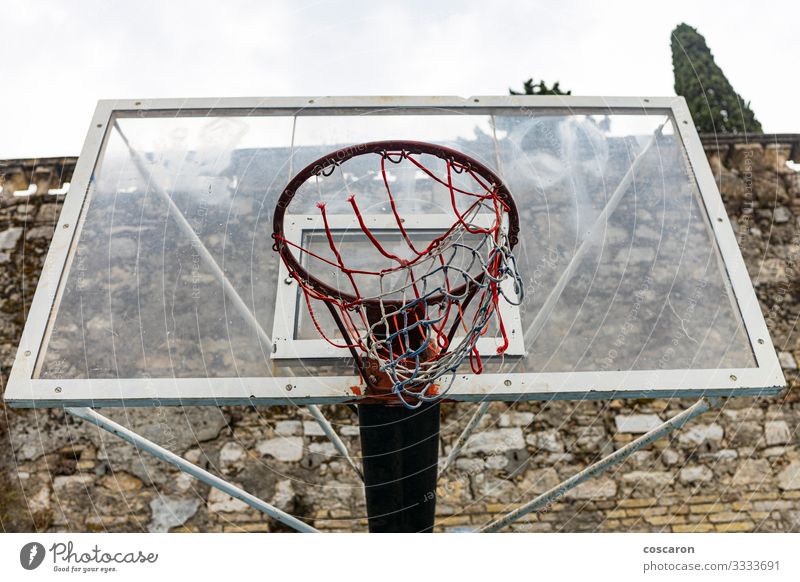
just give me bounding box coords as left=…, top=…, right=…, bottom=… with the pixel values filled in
left=440, top=401, right=490, bottom=476
left=66, top=407, right=319, bottom=533
left=113, top=121, right=274, bottom=353
left=480, top=397, right=715, bottom=532
left=441, top=127, right=669, bottom=481
left=306, top=404, right=364, bottom=481
left=524, top=122, right=666, bottom=345
left=114, top=122, right=362, bottom=480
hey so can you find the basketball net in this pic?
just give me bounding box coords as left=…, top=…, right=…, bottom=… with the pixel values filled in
left=273, top=142, right=522, bottom=407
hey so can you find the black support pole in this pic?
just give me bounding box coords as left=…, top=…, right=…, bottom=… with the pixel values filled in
left=358, top=402, right=440, bottom=533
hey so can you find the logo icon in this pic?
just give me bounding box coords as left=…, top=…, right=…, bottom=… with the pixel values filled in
left=20, top=542, right=46, bottom=570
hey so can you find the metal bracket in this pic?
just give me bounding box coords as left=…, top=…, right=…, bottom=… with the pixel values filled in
left=66, top=407, right=319, bottom=533
left=479, top=397, right=716, bottom=532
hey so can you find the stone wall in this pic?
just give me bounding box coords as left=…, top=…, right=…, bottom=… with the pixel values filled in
left=1, top=140, right=799, bottom=533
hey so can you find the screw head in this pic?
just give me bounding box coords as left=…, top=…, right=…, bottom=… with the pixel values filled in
left=285, top=384, right=293, bottom=391
left=55, top=386, right=62, bottom=393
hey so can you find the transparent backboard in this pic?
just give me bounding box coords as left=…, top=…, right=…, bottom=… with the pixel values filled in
left=5, top=97, right=784, bottom=407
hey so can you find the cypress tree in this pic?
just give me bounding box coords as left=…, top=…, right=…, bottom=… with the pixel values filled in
left=671, top=23, right=762, bottom=134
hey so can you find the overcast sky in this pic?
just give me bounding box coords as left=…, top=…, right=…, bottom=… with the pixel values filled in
left=1, top=0, right=796, bottom=159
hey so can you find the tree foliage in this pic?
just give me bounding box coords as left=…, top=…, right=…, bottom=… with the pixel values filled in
left=510, top=78, right=571, bottom=96
left=671, top=23, right=762, bottom=134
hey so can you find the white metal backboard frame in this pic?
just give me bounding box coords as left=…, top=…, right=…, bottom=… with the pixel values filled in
left=4, top=96, right=785, bottom=408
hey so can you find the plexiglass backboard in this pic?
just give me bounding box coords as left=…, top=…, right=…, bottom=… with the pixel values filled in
left=5, top=97, right=784, bottom=407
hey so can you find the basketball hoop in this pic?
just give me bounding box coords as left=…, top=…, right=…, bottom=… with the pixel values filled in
left=273, top=140, right=522, bottom=407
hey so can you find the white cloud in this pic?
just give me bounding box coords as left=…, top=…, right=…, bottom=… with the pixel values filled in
left=0, top=0, right=795, bottom=158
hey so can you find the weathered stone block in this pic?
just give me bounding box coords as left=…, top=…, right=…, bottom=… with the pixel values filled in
left=256, top=437, right=304, bottom=462
left=566, top=478, right=617, bottom=500
left=219, top=442, right=246, bottom=474
left=208, top=487, right=251, bottom=513
left=778, top=352, right=797, bottom=370
left=727, top=422, right=763, bottom=447
left=714, top=521, right=755, bottom=532
left=463, top=428, right=525, bottom=455
left=100, top=471, right=143, bottom=491
left=615, top=414, right=662, bottom=433
left=673, top=523, right=714, bottom=532
left=499, top=411, right=534, bottom=427
left=274, top=420, right=302, bottom=436
left=763, top=144, right=792, bottom=173
left=525, top=428, right=564, bottom=453
left=731, top=459, right=773, bottom=486
left=622, top=471, right=673, bottom=489
left=679, top=466, right=713, bottom=484
left=270, top=479, right=296, bottom=512
left=661, top=449, right=681, bottom=466
left=765, top=420, right=792, bottom=446
left=777, top=461, right=800, bottom=490
left=0, top=226, right=23, bottom=249
left=148, top=496, right=199, bottom=532
left=677, top=423, right=724, bottom=447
